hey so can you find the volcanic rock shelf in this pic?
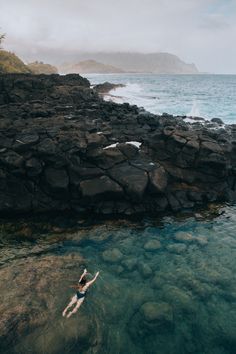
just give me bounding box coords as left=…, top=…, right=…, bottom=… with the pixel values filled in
left=0, top=73, right=235, bottom=216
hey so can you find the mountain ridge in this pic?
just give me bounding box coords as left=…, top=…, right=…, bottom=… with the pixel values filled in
left=60, top=59, right=124, bottom=74
left=59, top=52, right=198, bottom=74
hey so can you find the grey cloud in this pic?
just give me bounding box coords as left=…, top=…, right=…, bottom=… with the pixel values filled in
left=200, top=14, right=231, bottom=30
left=0, top=0, right=235, bottom=73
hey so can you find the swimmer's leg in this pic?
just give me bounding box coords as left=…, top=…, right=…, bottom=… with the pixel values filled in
left=66, top=298, right=84, bottom=318
left=62, top=295, right=77, bottom=317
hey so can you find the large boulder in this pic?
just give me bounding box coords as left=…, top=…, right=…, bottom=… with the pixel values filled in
left=109, top=163, right=148, bottom=200
left=44, top=167, right=69, bottom=193
left=149, top=165, right=168, bottom=193
left=25, top=157, right=43, bottom=176
left=80, top=175, right=123, bottom=201
left=86, top=132, right=107, bottom=148
left=0, top=151, right=24, bottom=169
left=90, top=147, right=126, bottom=169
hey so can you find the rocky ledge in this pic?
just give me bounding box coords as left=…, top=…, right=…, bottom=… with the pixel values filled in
left=0, top=73, right=236, bottom=216
left=93, top=81, right=125, bottom=94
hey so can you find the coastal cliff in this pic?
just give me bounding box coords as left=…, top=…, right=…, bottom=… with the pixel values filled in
left=59, top=52, right=199, bottom=74
left=60, top=59, right=124, bottom=74
left=27, top=61, right=58, bottom=74
left=0, top=73, right=235, bottom=216
left=0, top=50, right=31, bottom=74
left=0, top=51, right=58, bottom=75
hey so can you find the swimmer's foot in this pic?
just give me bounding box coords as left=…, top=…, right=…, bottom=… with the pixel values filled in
left=62, top=310, right=67, bottom=317
left=67, top=312, right=72, bottom=318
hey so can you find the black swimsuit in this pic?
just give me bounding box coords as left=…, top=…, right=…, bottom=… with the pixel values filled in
left=76, top=290, right=86, bottom=299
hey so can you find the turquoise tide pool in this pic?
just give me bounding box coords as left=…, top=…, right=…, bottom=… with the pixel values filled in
left=1, top=205, right=236, bottom=353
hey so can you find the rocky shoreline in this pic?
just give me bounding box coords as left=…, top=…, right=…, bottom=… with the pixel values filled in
left=0, top=73, right=236, bottom=217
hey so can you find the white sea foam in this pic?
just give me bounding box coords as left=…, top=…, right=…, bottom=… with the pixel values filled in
left=104, top=82, right=162, bottom=115
left=87, top=74, right=235, bottom=124
left=187, top=100, right=200, bottom=117
left=103, top=143, right=118, bottom=149
left=103, top=141, right=142, bottom=150
left=125, top=141, right=142, bottom=148
left=104, top=83, right=143, bottom=103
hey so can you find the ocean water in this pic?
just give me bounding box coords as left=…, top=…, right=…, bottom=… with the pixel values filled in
left=1, top=206, right=236, bottom=354
left=85, top=74, right=236, bottom=124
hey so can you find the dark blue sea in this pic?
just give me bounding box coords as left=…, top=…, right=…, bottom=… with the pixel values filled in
left=86, top=74, right=236, bottom=123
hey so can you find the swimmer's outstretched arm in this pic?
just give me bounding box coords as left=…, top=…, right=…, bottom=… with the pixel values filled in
left=84, top=271, right=100, bottom=290
left=79, top=268, right=87, bottom=283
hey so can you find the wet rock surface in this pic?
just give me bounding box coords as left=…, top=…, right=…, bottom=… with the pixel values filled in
left=0, top=73, right=236, bottom=216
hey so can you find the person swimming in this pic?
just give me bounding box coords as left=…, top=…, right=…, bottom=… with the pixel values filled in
left=62, top=268, right=99, bottom=318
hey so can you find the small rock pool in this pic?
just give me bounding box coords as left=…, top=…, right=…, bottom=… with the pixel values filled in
left=0, top=205, right=236, bottom=354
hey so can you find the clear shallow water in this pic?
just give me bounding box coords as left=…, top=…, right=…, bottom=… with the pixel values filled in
left=0, top=206, right=236, bottom=353
left=85, top=74, right=236, bottom=124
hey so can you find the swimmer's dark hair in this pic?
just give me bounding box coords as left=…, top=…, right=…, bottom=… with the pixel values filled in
left=79, top=277, right=87, bottom=286
left=70, top=277, right=87, bottom=290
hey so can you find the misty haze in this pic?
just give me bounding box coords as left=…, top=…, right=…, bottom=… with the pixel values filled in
left=1, top=0, right=236, bottom=73
left=0, top=1, right=236, bottom=354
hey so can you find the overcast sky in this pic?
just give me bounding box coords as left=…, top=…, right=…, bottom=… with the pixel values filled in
left=0, top=0, right=235, bottom=73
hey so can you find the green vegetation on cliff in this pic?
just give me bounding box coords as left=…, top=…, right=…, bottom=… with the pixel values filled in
left=0, top=51, right=58, bottom=75
left=27, top=61, right=58, bottom=74
left=0, top=50, right=31, bottom=74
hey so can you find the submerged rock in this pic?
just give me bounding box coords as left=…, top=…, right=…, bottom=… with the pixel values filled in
left=174, top=231, right=194, bottom=243
left=138, top=262, right=153, bottom=277
left=122, top=258, right=138, bottom=271
left=194, top=236, right=208, bottom=246
left=144, top=239, right=162, bottom=251
left=151, top=273, right=165, bottom=289
left=102, top=248, right=123, bottom=263
left=128, top=300, right=174, bottom=342
left=140, top=301, right=173, bottom=324
left=161, top=285, right=194, bottom=313
left=167, top=243, right=187, bottom=254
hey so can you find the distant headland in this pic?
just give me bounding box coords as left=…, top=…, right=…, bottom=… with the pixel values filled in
left=59, top=52, right=199, bottom=74
left=0, top=48, right=199, bottom=75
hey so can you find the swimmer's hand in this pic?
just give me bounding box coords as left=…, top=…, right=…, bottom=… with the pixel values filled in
left=95, top=271, right=100, bottom=278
